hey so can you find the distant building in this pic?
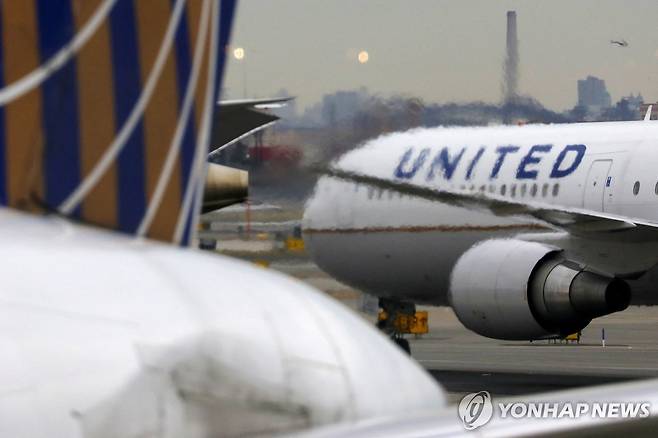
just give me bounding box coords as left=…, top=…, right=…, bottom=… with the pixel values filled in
left=577, top=76, right=611, bottom=116
left=622, top=93, right=644, bottom=113
left=321, top=88, right=370, bottom=125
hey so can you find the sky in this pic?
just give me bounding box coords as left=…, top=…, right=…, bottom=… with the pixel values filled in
left=223, top=1, right=658, bottom=111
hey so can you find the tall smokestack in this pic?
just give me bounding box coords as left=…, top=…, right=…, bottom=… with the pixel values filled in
left=503, top=11, right=519, bottom=104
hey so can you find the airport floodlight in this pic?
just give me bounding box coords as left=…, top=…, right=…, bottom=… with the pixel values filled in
left=358, top=50, right=369, bottom=64
left=233, top=47, right=245, bottom=60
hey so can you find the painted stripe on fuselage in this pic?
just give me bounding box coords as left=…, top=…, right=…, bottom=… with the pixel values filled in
left=134, top=0, right=180, bottom=240
left=108, top=0, right=146, bottom=234
left=0, top=11, right=6, bottom=205
left=36, top=0, right=82, bottom=215
left=179, top=0, right=209, bottom=246
left=1, top=1, right=43, bottom=209
left=74, top=0, right=118, bottom=228
left=174, top=1, right=197, bottom=200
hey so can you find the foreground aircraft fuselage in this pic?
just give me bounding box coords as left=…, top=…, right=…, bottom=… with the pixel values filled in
left=0, top=208, right=444, bottom=437
left=304, top=121, right=658, bottom=339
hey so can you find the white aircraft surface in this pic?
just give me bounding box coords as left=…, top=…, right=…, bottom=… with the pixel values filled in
left=0, top=208, right=444, bottom=436
left=0, top=0, right=447, bottom=436
left=304, top=119, right=658, bottom=341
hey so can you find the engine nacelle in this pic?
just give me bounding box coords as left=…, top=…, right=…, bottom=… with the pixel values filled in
left=449, top=239, right=630, bottom=340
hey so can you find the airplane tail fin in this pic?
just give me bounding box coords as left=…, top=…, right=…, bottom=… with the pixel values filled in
left=0, top=0, right=237, bottom=245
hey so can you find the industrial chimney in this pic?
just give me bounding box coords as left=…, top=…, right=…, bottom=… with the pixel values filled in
left=503, top=11, right=519, bottom=104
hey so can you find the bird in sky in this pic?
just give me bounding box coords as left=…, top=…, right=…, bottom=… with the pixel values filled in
left=610, top=39, right=629, bottom=47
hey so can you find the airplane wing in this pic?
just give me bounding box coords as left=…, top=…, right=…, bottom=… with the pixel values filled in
left=209, top=97, right=294, bottom=155
left=320, top=166, right=658, bottom=239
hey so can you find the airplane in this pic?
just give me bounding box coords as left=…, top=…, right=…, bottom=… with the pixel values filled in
left=303, top=109, right=658, bottom=348
left=0, top=0, right=447, bottom=436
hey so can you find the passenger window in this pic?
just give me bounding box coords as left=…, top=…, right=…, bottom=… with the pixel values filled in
left=633, top=181, right=640, bottom=196
left=655, top=181, right=658, bottom=195
left=511, top=184, right=517, bottom=197
left=542, top=183, right=549, bottom=197
left=500, top=184, right=506, bottom=196
left=520, top=184, right=527, bottom=197
left=552, top=184, right=560, bottom=197
left=530, top=184, right=537, bottom=197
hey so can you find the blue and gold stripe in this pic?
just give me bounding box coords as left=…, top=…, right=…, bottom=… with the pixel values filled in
left=134, top=0, right=181, bottom=240
left=174, top=1, right=197, bottom=206
left=0, top=0, right=237, bottom=244
left=108, top=0, right=147, bottom=234
left=74, top=0, right=119, bottom=229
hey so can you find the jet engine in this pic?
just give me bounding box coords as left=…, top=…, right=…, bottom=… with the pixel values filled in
left=449, top=239, right=630, bottom=340
left=202, top=163, right=249, bottom=213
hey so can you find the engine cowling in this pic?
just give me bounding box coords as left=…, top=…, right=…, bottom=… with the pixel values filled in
left=448, top=239, right=630, bottom=340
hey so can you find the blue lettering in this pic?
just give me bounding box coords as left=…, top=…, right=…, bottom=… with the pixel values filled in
left=550, top=144, right=586, bottom=178
left=394, top=147, right=430, bottom=179
left=427, top=147, right=465, bottom=181
left=516, top=144, right=552, bottom=179
left=490, top=146, right=520, bottom=179
left=466, top=147, right=485, bottom=180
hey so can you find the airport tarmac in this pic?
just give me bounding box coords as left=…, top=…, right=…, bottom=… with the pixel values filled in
left=203, top=205, right=658, bottom=402
left=411, top=306, right=654, bottom=402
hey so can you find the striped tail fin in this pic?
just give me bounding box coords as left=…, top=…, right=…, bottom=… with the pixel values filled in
left=0, top=0, right=237, bottom=245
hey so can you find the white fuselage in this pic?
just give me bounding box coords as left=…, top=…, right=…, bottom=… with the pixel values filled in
left=303, top=121, right=658, bottom=304
left=0, top=209, right=444, bottom=437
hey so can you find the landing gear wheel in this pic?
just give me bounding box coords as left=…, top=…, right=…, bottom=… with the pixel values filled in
left=393, top=337, right=411, bottom=355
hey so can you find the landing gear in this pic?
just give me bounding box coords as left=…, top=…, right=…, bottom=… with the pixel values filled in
left=378, top=298, right=416, bottom=355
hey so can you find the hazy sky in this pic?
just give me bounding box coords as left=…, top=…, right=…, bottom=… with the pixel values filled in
left=224, top=1, right=658, bottom=111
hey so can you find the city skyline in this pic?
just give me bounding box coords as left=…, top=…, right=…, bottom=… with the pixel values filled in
left=223, top=1, right=658, bottom=111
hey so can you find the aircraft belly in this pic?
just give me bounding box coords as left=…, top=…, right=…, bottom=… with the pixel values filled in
left=307, top=228, right=529, bottom=305
left=305, top=187, right=543, bottom=305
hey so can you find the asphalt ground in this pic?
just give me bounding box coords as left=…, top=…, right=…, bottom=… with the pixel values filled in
left=410, top=306, right=656, bottom=402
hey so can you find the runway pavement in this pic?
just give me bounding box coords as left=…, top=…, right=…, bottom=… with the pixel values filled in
left=409, top=306, right=657, bottom=401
